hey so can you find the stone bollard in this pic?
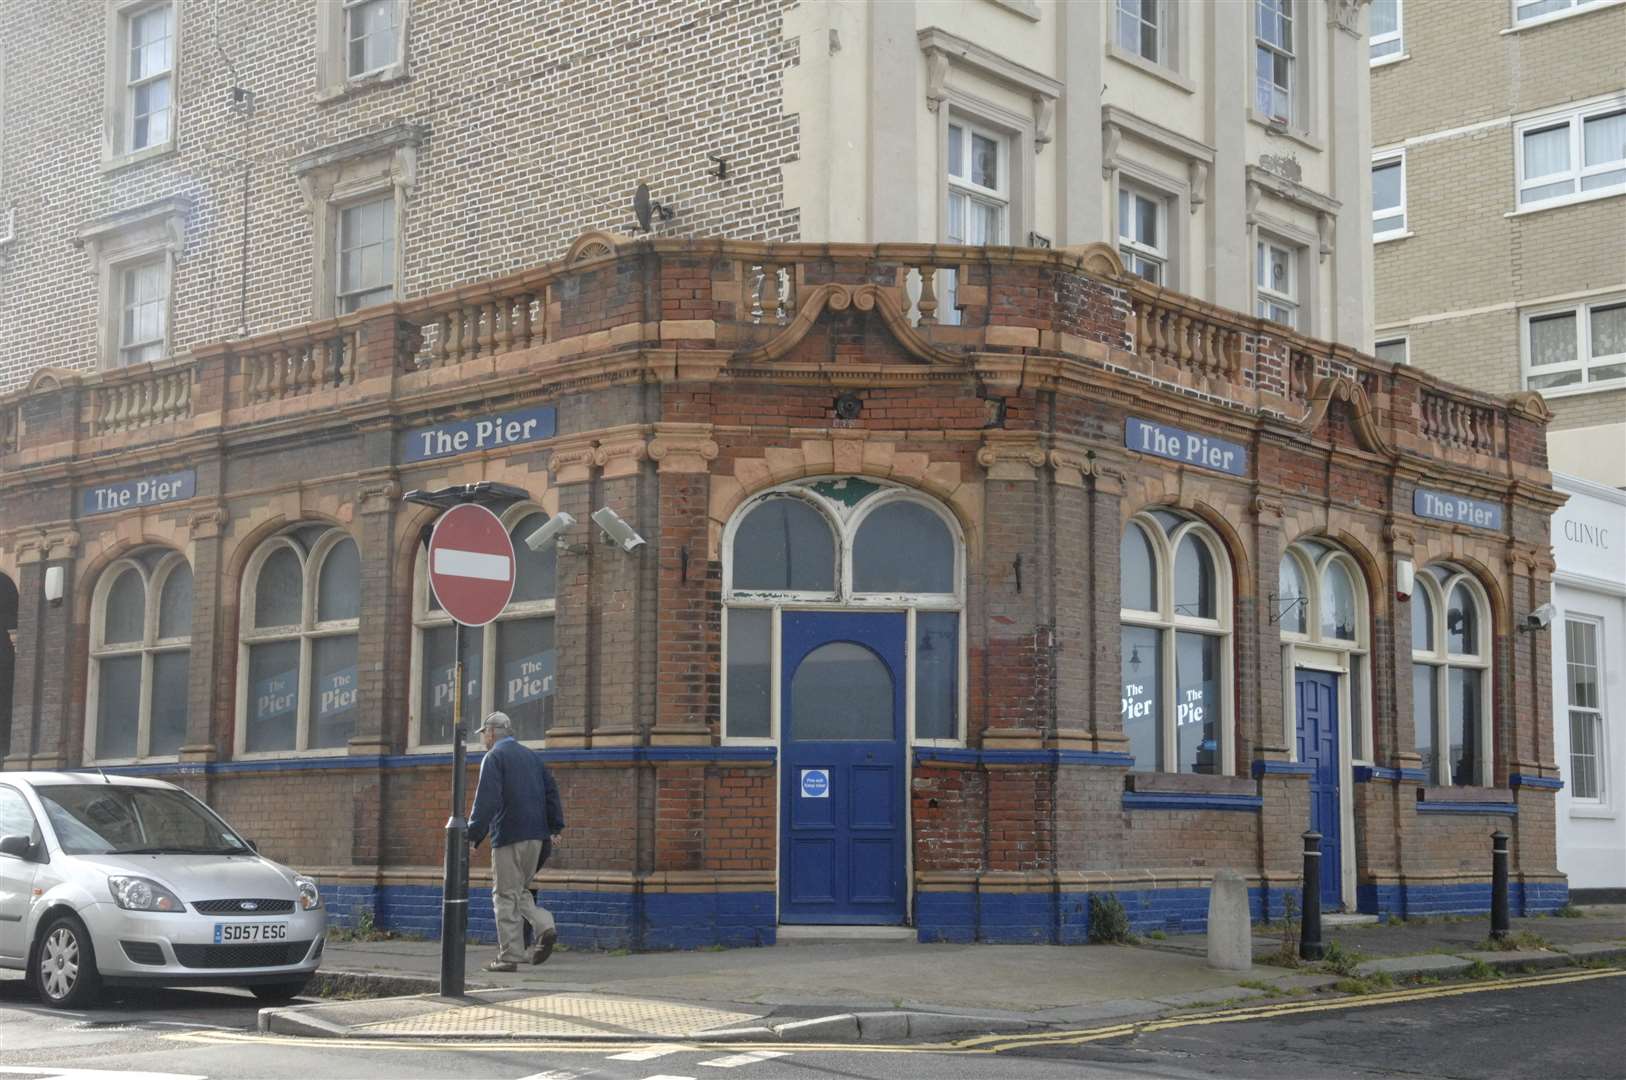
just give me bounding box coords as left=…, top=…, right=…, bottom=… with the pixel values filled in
left=1206, top=869, right=1252, bottom=971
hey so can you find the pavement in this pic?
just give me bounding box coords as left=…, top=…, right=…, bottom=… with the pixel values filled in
left=261, top=905, right=1626, bottom=1043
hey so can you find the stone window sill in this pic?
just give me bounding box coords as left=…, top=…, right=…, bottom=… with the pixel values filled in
left=1247, top=110, right=1325, bottom=154
left=1106, top=45, right=1196, bottom=94
left=318, top=66, right=410, bottom=105
left=101, top=142, right=178, bottom=175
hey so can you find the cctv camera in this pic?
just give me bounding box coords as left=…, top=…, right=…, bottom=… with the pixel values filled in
left=524, top=511, right=576, bottom=552
left=591, top=506, right=646, bottom=553
left=1521, top=602, right=1556, bottom=632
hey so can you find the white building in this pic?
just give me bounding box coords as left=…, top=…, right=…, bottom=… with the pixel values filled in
left=1551, top=474, right=1626, bottom=901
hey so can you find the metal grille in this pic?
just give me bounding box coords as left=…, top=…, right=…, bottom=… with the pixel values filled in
left=120, top=940, right=166, bottom=965
left=171, top=940, right=312, bottom=968
left=190, top=898, right=296, bottom=915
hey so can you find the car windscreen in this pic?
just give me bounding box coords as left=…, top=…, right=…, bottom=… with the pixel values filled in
left=34, top=785, right=252, bottom=856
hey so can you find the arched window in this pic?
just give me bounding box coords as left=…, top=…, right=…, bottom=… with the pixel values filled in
left=87, top=551, right=191, bottom=762
left=238, top=526, right=360, bottom=755
left=722, top=480, right=963, bottom=745
left=1412, top=565, right=1492, bottom=786
left=1120, top=512, right=1233, bottom=774
left=411, top=506, right=557, bottom=747
left=1277, top=540, right=1373, bottom=760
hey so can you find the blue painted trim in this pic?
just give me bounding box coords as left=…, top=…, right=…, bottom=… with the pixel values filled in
left=913, top=749, right=1136, bottom=768
left=1353, top=765, right=1429, bottom=783
left=1252, top=760, right=1313, bottom=778
left=1122, top=792, right=1263, bottom=812
left=1416, top=800, right=1519, bottom=815
left=1510, top=773, right=1564, bottom=791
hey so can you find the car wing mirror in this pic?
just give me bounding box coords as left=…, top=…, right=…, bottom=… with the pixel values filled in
left=0, top=834, right=32, bottom=859
left=247, top=839, right=259, bottom=852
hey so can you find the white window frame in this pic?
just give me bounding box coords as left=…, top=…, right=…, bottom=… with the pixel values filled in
left=317, top=0, right=410, bottom=101
left=1277, top=541, right=1374, bottom=764
left=1514, top=98, right=1626, bottom=211
left=721, top=481, right=966, bottom=749
left=1115, top=0, right=1166, bottom=66
left=1374, top=336, right=1410, bottom=366
left=1254, top=0, right=1296, bottom=127
left=409, top=503, right=557, bottom=751
left=1511, top=0, right=1625, bottom=30
left=1117, top=180, right=1170, bottom=286
left=1520, top=295, right=1626, bottom=397
left=1372, top=151, right=1409, bottom=242
left=117, top=255, right=169, bottom=367
left=1120, top=513, right=1236, bottom=776
left=1255, top=236, right=1300, bottom=329
left=1564, top=615, right=1607, bottom=803
left=335, top=192, right=397, bottom=315
left=84, top=552, right=191, bottom=765
left=102, top=0, right=178, bottom=169
left=945, top=116, right=1011, bottom=247
left=1411, top=567, right=1494, bottom=787
left=235, top=528, right=361, bottom=759
left=1369, top=0, right=1404, bottom=64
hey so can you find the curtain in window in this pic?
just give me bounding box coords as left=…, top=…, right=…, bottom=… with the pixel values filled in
left=1523, top=125, right=1570, bottom=178
left=1528, top=313, right=1576, bottom=367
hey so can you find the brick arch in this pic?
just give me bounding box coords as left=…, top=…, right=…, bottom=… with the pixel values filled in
left=706, top=440, right=975, bottom=562
left=1281, top=527, right=1387, bottom=600
left=1413, top=552, right=1508, bottom=640
left=72, top=536, right=190, bottom=628
left=221, top=511, right=352, bottom=601
left=1119, top=495, right=1254, bottom=600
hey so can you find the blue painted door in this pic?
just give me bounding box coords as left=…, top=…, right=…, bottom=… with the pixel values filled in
left=780, top=611, right=907, bottom=925
left=1295, top=669, right=1342, bottom=908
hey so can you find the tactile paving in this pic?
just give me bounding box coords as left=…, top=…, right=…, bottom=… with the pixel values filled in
left=354, top=993, right=762, bottom=1037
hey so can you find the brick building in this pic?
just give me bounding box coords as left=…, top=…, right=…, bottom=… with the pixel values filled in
left=0, top=1, right=1571, bottom=947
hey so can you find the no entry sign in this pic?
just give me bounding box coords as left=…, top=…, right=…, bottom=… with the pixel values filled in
left=427, top=504, right=516, bottom=626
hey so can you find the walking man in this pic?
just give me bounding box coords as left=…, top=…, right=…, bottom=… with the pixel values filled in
left=468, top=711, right=564, bottom=972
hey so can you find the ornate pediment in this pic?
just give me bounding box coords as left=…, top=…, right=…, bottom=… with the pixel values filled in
left=1300, top=375, right=1395, bottom=459
left=732, top=283, right=965, bottom=368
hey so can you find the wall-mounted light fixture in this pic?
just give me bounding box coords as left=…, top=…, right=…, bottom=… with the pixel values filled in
left=1394, top=557, right=1415, bottom=602
left=44, top=566, right=64, bottom=607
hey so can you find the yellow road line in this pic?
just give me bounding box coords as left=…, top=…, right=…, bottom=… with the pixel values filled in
left=160, top=966, right=1624, bottom=1057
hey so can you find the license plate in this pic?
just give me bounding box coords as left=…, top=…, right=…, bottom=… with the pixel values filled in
left=213, top=921, right=289, bottom=944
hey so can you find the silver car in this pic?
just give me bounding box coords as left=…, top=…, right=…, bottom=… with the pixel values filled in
left=0, top=772, right=326, bottom=1008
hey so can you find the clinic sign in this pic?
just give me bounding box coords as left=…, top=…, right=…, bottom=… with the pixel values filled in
left=1413, top=489, right=1504, bottom=531
left=81, top=469, right=196, bottom=516
left=1126, top=418, right=1247, bottom=477
left=402, top=405, right=557, bottom=464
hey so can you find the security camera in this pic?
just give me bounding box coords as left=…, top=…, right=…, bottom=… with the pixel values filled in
left=1520, top=602, right=1556, bottom=632
left=591, top=506, right=645, bottom=553
left=524, top=511, right=576, bottom=552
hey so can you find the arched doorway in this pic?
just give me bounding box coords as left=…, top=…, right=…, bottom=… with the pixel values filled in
left=722, top=478, right=965, bottom=925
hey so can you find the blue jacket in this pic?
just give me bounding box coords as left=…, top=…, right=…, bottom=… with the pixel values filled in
left=467, top=737, right=565, bottom=850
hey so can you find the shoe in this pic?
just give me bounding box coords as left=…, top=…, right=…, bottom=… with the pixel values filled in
left=530, top=928, right=557, bottom=966
left=485, top=960, right=517, bottom=972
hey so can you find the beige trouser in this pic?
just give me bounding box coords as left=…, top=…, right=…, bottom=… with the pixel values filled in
left=491, top=838, right=556, bottom=963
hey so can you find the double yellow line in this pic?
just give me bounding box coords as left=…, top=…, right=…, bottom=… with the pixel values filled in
left=163, top=966, right=1623, bottom=1057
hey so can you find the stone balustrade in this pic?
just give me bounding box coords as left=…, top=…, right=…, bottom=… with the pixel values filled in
left=240, top=329, right=358, bottom=405
left=90, top=361, right=194, bottom=436
left=0, top=236, right=1546, bottom=474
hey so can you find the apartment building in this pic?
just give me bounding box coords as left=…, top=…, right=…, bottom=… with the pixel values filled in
left=0, top=0, right=1375, bottom=397
left=1369, top=0, right=1626, bottom=486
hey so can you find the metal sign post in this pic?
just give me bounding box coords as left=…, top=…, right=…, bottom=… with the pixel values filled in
left=404, top=483, right=528, bottom=1000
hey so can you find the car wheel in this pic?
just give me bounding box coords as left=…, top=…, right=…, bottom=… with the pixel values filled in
left=249, top=979, right=310, bottom=1004
left=35, top=914, right=102, bottom=1009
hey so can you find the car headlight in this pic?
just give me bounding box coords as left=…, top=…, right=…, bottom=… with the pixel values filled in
left=295, top=875, right=322, bottom=911
left=107, top=875, right=185, bottom=913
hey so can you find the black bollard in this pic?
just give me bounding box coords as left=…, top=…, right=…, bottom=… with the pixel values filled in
left=1300, top=831, right=1325, bottom=961
left=1490, top=830, right=1510, bottom=942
